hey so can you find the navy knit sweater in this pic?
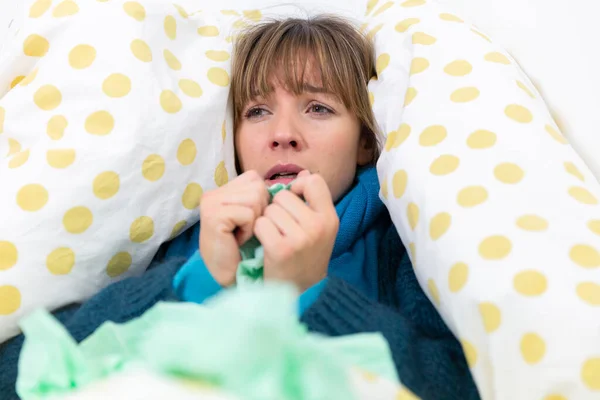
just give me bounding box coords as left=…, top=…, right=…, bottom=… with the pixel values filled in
left=0, top=223, right=479, bottom=400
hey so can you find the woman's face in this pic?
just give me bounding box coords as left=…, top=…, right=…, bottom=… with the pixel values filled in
left=235, top=67, right=372, bottom=202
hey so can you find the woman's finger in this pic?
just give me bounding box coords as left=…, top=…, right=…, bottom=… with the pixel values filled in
left=216, top=204, right=257, bottom=245
left=290, top=174, right=334, bottom=213
left=262, top=203, right=304, bottom=240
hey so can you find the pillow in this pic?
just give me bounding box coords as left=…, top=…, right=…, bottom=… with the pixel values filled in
left=364, top=0, right=600, bottom=398
left=0, top=0, right=257, bottom=343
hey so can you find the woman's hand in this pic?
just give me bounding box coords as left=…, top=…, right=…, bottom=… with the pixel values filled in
left=255, top=171, right=339, bottom=292
left=199, top=170, right=270, bottom=287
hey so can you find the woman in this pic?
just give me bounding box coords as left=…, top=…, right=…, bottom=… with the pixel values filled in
left=0, top=16, right=480, bottom=400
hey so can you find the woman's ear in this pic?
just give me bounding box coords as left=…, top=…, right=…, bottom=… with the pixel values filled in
left=357, top=128, right=374, bottom=166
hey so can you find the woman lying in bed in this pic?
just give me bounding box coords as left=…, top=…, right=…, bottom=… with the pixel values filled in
left=0, top=16, right=479, bottom=400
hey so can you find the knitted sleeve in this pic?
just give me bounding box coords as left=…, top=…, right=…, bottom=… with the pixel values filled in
left=300, top=277, right=481, bottom=400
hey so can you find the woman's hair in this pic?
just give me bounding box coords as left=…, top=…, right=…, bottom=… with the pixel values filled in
left=230, top=15, right=381, bottom=164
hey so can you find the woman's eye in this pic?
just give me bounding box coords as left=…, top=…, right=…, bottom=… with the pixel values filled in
left=245, top=107, right=267, bottom=119
left=309, top=104, right=332, bottom=114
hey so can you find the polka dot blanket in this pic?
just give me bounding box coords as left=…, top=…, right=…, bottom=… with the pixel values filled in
left=364, top=0, right=600, bottom=398
left=0, top=0, right=251, bottom=343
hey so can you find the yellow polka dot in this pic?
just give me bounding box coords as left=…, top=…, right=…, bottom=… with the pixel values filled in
left=372, top=1, right=393, bottom=16
left=10, top=76, right=25, bottom=89
left=427, top=279, right=440, bottom=306
left=85, top=111, right=114, bottom=135
left=0, top=242, right=18, bottom=271
left=7, top=139, right=21, bottom=156
left=430, top=212, right=451, bottom=240
left=182, top=183, right=203, bottom=210
left=430, top=155, right=460, bottom=176
left=179, top=79, right=203, bottom=98
left=564, top=162, right=584, bottom=181
left=52, top=0, right=79, bottom=17
left=365, top=0, right=379, bottom=15
left=160, top=90, right=182, bottom=114
left=123, top=1, right=145, bottom=21
left=164, top=49, right=182, bottom=70
left=164, top=15, right=177, bottom=40
left=516, top=215, right=548, bottom=231
left=106, top=252, right=132, bottom=277
left=47, top=115, right=68, bottom=140
left=368, top=91, right=375, bottom=106
left=16, top=184, right=48, bottom=212
left=570, top=245, right=600, bottom=268
left=479, top=236, right=512, bottom=260
left=395, top=18, right=420, bottom=32
left=198, top=26, right=219, bottom=37
left=413, top=32, right=437, bottom=45
left=366, top=24, right=384, bottom=40
left=505, top=104, right=533, bottom=123
left=444, top=60, right=472, bottom=77
left=69, top=44, right=96, bottom=69
left=407, top=203, right=419, bottom=230
left=385, top=123, right=411, bottom=151
left=177, top=139, right=197, bottom=166
left=0, top=107, right=4, bottom=133
left=232, top=20, right=250, bottom=30
left=514, top=270, right=547, bottom=296
left=0, top=286, right=21, bottom=315
left=448, top=262, right=468, bottom=293
left=419, top=125, right=446, bottom=146
left=63, top=206, right=93, bottom=234
left=393, top=170, right=408, bottom=198
left=516, top=80, right=535, bottom=98
left=545, top=124, right=568, bottom=144
left=461, top=340, right=478, bottom=367
left=440, top=13, right=464, bottom=22
left=588, top=220, right=600, bottom=236
left=142, top=154, right=165, bottom=181
left=243, top=9, right=262, bottom=21
left=34, top=85, right=62, bottom=111
left=471, top=28, right=491, bottom=42
left=47, top=149, right=76, bottom=169
left=215, top=161, right=228, bottom=187
left=396, top=387, right=420, bottom=400
left=102, top=73, right=131, bottom=98
left=375, top=53, right=390, bottom=76
left=20, top=68, right=38, bottom=86
left=29, top=0, right=52, bottom=18
left=543, top=395, right=567, bottom=400
left=520, top=333, right=546, bottom=364
left=170, top=220, right=187, bottom=239
left=494, top=163, right=524, bottom=184
left=93, top=171, right=120, bottom=199
left=485, top=52, right=510, bottom=65
left=221, top=10, right=240, bottom=16
left=410, top=58, right=429, bottom=75
left=23, top=34, right=50, bottom=57
left=467, top=129, right=496, bottom=149
left=208, top=68, right=230, bottom=87
left=381, top=176, right=389, bottom=200
left=451, top=87, right=480, bottom=103
left=205, top=50, right=230, bottom=62
left=404, top=87, right=417, bottom=106
left=582, top=358, right=600, bottom=390
left=130, top=39, right=152, bottom=62
left=408, top=242, right=416, bottom=260
left=478, top=302, right=501, bottom=333
left=173, top=4, right=188, bottom=18
left=576, top=282, right=600, bottom=306
left=130, top=216, right=154, bottom=243
left=221, top=120, right=226, bottom=142
left=46, top=247, right=75, bottom=275
left=401, top=0, right=426, bottom=7
left=569, top=187, right=598, bottom=205
left=9, top=150, right=29, bottom=169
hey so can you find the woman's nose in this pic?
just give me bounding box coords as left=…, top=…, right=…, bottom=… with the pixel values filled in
left=269, top=113, right=302, bottom=150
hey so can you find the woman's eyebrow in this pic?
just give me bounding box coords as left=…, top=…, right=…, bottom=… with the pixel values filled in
left=301, top=83, right=331, bottom=94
